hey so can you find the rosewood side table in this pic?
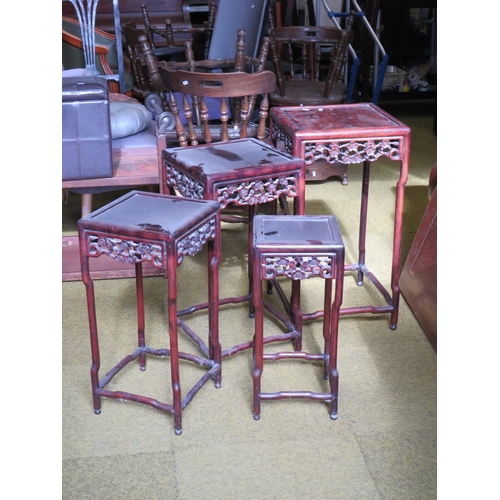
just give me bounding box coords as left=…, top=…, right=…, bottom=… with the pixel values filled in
left=162, top=138, right=306, bottom=356
left=252, top=215, right=345, bottom=420
left=270, top=103, right=411, bottom=329
left=78, top=191, right=221, bottom=435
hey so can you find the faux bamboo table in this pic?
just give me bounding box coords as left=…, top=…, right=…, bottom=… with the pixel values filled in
left=252, top=214, right=345, bottom=420
left=162, top=138, right=306, bottom=356
left=78, top=191, right=222, bottom=435
left=269, top=103, right=411, bottom=329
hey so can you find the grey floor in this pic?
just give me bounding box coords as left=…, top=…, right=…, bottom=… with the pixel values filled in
left=61, top=100, right=437, bottom=499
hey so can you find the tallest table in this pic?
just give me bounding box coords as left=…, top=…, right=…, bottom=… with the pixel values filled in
left=269, top=103, right=411, bottom=329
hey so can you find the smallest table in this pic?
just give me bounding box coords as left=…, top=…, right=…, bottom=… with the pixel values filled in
left=252, top=214, right=345, bottom=420
left=270, top=103, right=411, bottom=329
left=78, top=191, right=221, bottom=435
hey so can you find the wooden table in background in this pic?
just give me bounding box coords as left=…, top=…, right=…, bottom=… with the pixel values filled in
left=270, top=103, right=411, bottom=329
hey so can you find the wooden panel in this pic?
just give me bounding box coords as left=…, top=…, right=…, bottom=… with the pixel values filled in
left=399, top=186, right=437, bottom=350
left=62, top=148, right=159, bottom=189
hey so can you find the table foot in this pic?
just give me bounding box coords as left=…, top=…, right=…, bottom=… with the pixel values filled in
left=330, top=399, right=338, bottom=420
left=390, top=311, right=399, bottom=330
left=175, top=429, right=182, bottom=436
left=94, top=409, right=101, bottom=415
left=253, top=414, right=261, bottom=421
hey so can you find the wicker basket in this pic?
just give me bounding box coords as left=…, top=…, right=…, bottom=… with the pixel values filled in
left=370, top=65, right=406, bottom=90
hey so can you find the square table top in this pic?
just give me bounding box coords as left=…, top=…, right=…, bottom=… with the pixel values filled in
left=270, top=103, right=410, bottom=141
left=78, top=191, right=220, bottom=240
left=253, top=215, right=343, bottom=253
left=163, top=138, right=305, bottom=182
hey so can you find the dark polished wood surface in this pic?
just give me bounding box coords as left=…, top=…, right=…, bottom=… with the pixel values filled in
left=162, top=138, right=306, bottom=357
left=270, top=103, right=411, bottom=329
left=252, top=214, right=345, bottom=420
left=270, top=102, right=407, bottom=183
left=78, top=191, right=221, bottom=435
left=400, top=165, right=437, bottom=350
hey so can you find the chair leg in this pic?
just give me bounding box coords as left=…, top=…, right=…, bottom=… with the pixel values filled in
left=81, top=194, right=93, bottom=218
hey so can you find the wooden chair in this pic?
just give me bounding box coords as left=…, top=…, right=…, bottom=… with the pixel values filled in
left=124, top=28, right=258, bottom=121
left=121, top=22, right=184, bottom=102
left=165, top=26, right=268, bottom=74
left=266, top=8, right=354, bottom=107
left=142, top=0, right=269, bottom=63
left=157, top=29, right=272, bottom=148
left=121, top=22, right=155, bottom=101
left=141, top=1, right=218, bottom=61
left=156, top=37, right=279, bottom=225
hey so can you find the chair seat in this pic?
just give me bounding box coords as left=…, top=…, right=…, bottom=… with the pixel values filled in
left=269, top=81, right=347, bottom=107
left=266, top=9, right=354, bottom=109
left=152, top=46, right=185, bottom=61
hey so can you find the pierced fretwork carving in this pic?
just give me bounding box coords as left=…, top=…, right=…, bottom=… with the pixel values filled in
left=176, top=220, right=216, bottom=262
left=303, top=139, right=401, bottom=164
left=166, top=166, right=298, bottom=209
left=271, top=124, right=293, bottom=152
left=217, top=176, right=298, bottom=209
left=86, top=219, right=215, bottom=268
left=88, top=236, right=164, bottom=267
left=264, top=255, right=334, bottom=280
left=272, top=122, right=401, bottom=164
left=165, top=166, right=204, bottom=199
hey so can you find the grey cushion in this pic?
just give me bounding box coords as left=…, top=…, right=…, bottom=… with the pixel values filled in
left=109, top=101, right=152, bottom=139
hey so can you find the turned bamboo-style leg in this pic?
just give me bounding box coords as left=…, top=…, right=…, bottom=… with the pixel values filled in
left=79, top=239, right=101, bottom=415
left=252, top=258, right=264, bottom=420
left=81, top=193, right=93, bottom=218
left=167, top=250, right=182, bottom=435
left=135, top=262, right=146, bottom=371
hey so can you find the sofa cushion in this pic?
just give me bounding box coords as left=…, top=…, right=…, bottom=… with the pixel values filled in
left=109, top=101, right=152, bottom=139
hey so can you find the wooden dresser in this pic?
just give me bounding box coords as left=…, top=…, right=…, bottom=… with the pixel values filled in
left=400, top=165, right=437, bottom=350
